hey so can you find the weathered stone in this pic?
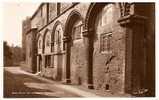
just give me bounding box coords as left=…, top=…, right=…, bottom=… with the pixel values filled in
left=23, top=3, right=155, bottom=96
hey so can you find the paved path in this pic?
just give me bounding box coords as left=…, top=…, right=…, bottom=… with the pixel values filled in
left=4, top=67, right=100, bottom=98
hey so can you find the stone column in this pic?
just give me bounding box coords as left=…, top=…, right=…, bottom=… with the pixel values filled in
left=32, top=29, right=37, bottom=73
left=118, top=14, right=147, bottom=94
left=37, top=55, right=39, bottom=72
left=51, top=55, right=54, bottom=68
left=63, top=36, right=71, bottom=83
left=62, top=51, right=66, bottom=81
left=82, top=29, right=94, bottom=89
left=41, top=54, right=45, bottom=75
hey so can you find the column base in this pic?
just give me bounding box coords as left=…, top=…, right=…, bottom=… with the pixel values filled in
left=62, top=78, right=71, bottom=84
left=86, top=83, right=94, bottom=89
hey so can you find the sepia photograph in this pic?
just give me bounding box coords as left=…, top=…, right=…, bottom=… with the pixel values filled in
left=1, top=1, right=156, bottom=98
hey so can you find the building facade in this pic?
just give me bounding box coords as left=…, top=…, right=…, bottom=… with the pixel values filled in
left=22, top=17, right=31, bottom=60
left=23, top=3, right=155, bottom=96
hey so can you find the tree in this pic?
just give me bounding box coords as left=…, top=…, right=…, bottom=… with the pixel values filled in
left=11, top=46, right=23, bottom=66
left=3, top=41, right=13, bottom=66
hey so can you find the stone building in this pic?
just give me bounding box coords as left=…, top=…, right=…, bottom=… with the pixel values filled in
left=22, top=17, right=31, bottom=60
left=23, top=3, right=155, bottom=96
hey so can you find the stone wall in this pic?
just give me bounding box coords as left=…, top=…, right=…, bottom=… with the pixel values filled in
left=31, top=3, right=48, bottom=29
left=70, top=40, right=87, bottom=85
left=60, top=3, right=73, bottom=13
left=22, top=17, right=31, bottom=60
left=25, top=29, right=37, bottom=73
left=90, top=4, right=125, bottom=93
left=48, top=3, right=57, bottom=22
left=25, top=33, right=33, bottom=72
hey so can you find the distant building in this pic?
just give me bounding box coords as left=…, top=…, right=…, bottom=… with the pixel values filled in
left=22, top=17, right=31, bottom=60
left=22, top=3, right=155, bottom=96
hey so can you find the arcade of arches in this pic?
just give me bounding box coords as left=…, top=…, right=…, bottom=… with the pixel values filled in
left=23, top=3, right=155, bottom=96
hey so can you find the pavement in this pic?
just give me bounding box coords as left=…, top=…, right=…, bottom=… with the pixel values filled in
left=3, top=67, right=100, bottom=98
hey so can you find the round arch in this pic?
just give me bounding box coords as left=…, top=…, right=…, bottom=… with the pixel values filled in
left=42, top=28, right=51, bottom=53
left=51, top=21, right=64, bottom=52
left=84, top=3, right=108, bottom=32
left=36, top=33, right=42, bottom=41
left=52, top=20, right=64, bottom=40
left=64, top=10, right=83, bottom=84
left=37, top=34, right=43, bottom=53
left=83, top=3, right=110, bottom=89
left=64, top=10, right=84, bottom=37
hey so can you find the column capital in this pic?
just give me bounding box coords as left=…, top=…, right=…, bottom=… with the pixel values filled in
left=82, top=28, right=94, bottom=37
left=63, top=36, right=71, bottom=42
left=118, top=14, right=147, bottom=26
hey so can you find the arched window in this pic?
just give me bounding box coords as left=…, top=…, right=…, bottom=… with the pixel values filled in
left=100, top=32, right=112, bottom=52
left=37, top=35, right=43, bottom=54
left=45, top=31, right=51, bottom=48
left=55, top=29, right=61, bottom=44
left=38, top=40, right=42, bottom=49
left=53, top=24, right=63, bottom=52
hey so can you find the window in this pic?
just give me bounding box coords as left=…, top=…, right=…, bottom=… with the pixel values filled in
left=54, top=29, right=62, bottom=51
left=72, top=24, right=82, bottom=40
left=45, top=55, right=51, bottom=67
left=39, top=40, right=42, bottom=49
left=57, top=3, right=61, bottom=15
left=49, top=3, right=57, bottom=22
left=46, top=35, right=50, bottom=46
left=100, top=33, right=112, bottom=53
left=54, top=25, right=64, bottom=52
left=45, top=32, right=51, bottom=47
left=57, top=30, right=61, bottom=44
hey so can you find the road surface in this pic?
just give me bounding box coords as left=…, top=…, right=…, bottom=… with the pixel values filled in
left=4, top=67, right=81, bottom=98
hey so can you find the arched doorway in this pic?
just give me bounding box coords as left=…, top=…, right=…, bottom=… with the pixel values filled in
left=64, top=10, right=83, bottom=84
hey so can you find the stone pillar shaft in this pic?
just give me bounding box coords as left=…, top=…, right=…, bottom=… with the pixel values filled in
left=63, top=36, right=71, bottom=83
left=118, top=14, right=147, bottom=94
left=37, top=55, right=39, bottom=72
left=83, top=29, right=94, bottom=89
left=42, top=54, right=45, bottom=72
